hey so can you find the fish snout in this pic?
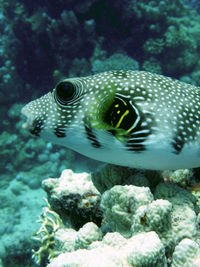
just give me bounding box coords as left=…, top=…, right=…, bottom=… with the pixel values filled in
left=21, top=105, right=35, bottom=130
left=21, top=105, right=42, bottom=136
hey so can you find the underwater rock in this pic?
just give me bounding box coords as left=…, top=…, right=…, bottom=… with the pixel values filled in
left=42, top=169, right=102, bottom=228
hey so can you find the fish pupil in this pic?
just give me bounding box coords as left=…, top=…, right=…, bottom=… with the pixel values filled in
left=56, top=81, right=75, bottom=104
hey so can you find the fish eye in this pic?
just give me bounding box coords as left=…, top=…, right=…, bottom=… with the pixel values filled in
left=55, top=81, right=76, bottom=105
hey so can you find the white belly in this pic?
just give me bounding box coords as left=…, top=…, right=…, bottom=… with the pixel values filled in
left=41, top=129, right=200, bottom=170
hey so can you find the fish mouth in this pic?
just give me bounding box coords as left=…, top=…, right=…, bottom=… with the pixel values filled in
left=21, top=105, right=34, bottom=130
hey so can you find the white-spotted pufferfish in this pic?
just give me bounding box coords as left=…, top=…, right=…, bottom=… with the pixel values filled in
left=21, top=70, right=200, bottom=170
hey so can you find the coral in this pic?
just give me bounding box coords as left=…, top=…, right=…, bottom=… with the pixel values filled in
left=33, top=218, right=102, bottom=265
left=47, top=231, right=167, bottom=267
left=100, top=185, right=154, bottom=237
left=75, top=222, right=103, bottom=249
left=183, top=0, right=200, bottom=12
left=68, top=58, right=91, bottom=77
left=54, top=228, right=77, bottom=253
left=32, top=165, right=200, bottom=266
left=27, top=9, right=50, bottom=33
left=54, top=222, right=102, bottom=255
left=162, top=169, right=194, bottom=187
left=1, top=0, right=200, bottom=108
left=131, top=199, right=172, bottom=234
left=142, top=57, right=162, bottom=74
left=60, top=10, right=79, bottom=30
left=125, top=231, right=167, bottom=267
left=32, top=198, right=63, bottom=265
left=91, top=164, right=161, bottom=194
left=1, top=104, right=78, bottom=183
left=42, top=169, right=102, bottom=228
left=91, top=52, right=139, bottom=73
left=171, top=238, right=200, bottom=267
left=89, top=232, right=127, bottom=249
left=100, top=182, right=198, bottom=254
left=91, top=164, right=134, bottom=193
left=48, top=245, right=123, bottom=267
left=154, top=183, right=198, bottom=253
left=0, top=103, right=100, bottom=266
left=143, top=38, right=164, bottom=55
left=131, top=0, right=200, bottom=75
left=154, top=182, right=197, bottom=210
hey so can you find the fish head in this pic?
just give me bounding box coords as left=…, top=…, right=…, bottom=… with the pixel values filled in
left=21, top=77, right=89, bottom=138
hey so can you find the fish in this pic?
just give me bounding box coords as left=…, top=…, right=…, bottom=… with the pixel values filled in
left=21, top=70, right=200, bottom=170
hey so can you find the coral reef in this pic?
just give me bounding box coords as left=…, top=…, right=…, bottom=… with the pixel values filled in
left=31, top=166, right=200, bottom=266
left=1, top=0, right=200, bottom=108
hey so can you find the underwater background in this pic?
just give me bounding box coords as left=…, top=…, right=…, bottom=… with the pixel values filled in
left=1, top=0, right=200, bottom=266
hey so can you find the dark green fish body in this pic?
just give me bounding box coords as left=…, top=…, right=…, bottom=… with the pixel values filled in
left=22, top=71, right=200, bottom=170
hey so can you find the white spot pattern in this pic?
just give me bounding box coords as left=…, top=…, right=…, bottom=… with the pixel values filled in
left=22, top=70, right=200, bottom=166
